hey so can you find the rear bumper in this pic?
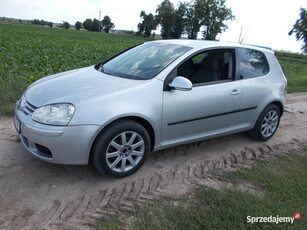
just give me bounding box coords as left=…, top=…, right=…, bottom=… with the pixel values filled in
left=14, top=102, right=100, bottom=165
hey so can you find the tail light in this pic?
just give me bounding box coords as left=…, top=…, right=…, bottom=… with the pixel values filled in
left=284, top=83, right=288, bottom=92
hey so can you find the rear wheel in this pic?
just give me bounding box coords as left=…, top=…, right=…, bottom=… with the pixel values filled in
left=92, top=119, right=150, bottom=177
left=249, top=104, right=281, bottom=141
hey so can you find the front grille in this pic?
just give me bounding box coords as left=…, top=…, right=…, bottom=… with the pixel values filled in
left=21, top=100, right=37, bottom=116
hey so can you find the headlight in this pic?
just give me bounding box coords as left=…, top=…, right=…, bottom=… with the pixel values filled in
left=32, top=104, right=75, bottom=125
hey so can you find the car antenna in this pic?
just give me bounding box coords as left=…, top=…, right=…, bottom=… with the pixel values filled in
left=238, top=26, right=243, bottom=43
left=240, top=24, right=253, bottom=44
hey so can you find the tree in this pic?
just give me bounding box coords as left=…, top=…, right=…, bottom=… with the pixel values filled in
left=63, top=21, right=70, bottom=29
left=185, top=1, right=203, bottom=39
left=83, top=18, right=93, bottom=31
left=184, top=0, right=234, bottom=40
left=102, top=16, right=115, bottom=33
left=144, top=0, right=234, bottom=40
left=92, top=18, right=100, bottom=31
left=75, top=21, right=82, bottom=30
left=289, top=8, right=307, bottom=53
left=156, top=0, right=175, bottom=39
left=31, top=19, right=53, bottom=27
left=170, top=2, right=188, bottom=39
left=32, top=19, right=40, bottom=25
left=137, top=11, right=157, bottom=37
left=201, top=0, right=234, bottom=40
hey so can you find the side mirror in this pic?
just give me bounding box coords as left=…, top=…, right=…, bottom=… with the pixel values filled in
left=168, top=76, right=193, bottom=91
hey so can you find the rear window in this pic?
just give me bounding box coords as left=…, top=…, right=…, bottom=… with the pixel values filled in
left=239, top=48, right=270, bottom=79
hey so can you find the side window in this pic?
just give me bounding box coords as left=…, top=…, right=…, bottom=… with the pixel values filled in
left=239, top=48, right=270, bottom=79
left=192, top=53, right=207, bottom=64
left=177, top=50, right=234, bottom=85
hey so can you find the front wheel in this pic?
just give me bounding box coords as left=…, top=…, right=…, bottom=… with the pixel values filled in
left=249, top=104, right=281, bottom=141
left=92, top=119, right=151, bottom=177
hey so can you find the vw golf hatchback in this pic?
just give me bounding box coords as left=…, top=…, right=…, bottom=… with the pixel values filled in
left=14, top=40, right=287, bottom=177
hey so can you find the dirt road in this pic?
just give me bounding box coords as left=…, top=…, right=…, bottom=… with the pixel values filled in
left=0, top=93, right=307, bottom=230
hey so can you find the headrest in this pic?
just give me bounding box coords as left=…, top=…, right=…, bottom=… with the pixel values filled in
left=201, top=57, right=219, bottom=71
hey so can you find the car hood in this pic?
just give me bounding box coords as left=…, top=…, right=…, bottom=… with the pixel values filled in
left=25, top=66, right=145, bottom=106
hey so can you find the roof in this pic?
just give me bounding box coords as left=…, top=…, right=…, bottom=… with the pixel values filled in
left=150, top=39, right=274, bottom=54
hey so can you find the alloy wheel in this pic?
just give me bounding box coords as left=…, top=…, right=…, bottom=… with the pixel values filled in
left=261, top=110, right=279, bottom=138
left=105, top=131, right=145, bottom=173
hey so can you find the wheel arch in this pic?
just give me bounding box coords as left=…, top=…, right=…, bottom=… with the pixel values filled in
left=249, top=102, right=282, bottom=141
left=125, top=116, right=156, bottom=151
left=270, top=100, right=284, bottom=116
left=89, top=116, right=156, bottom=162
left=250, top=100, right=284, bottom=131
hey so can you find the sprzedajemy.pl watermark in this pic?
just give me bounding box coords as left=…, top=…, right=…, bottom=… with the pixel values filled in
left=247, top=212, right=301, bottom=224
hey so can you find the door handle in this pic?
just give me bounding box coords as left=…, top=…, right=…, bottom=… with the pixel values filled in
left=231, top=89, right=240, bottom=95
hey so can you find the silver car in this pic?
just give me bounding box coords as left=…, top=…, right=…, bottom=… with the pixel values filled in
left=13, top=40, right=287, bottom=177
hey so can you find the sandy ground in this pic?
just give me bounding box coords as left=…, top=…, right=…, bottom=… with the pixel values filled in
left=0, top=93, right=307, bottom=230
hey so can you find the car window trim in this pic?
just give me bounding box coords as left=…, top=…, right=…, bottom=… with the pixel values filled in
left=234, top=47, right=241, bottom=80
left=192, top=79, right=233, bottom=87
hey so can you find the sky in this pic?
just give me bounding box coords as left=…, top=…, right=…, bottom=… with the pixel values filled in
left=0, top=0, right=306, bottom=53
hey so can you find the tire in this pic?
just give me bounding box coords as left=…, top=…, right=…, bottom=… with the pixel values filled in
left=92, top=119, right=151, bottom=177
left=249, top=104, right=281, bottom=141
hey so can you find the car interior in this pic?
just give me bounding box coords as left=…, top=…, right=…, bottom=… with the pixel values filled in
left=177, top=50, right=234, bottom=85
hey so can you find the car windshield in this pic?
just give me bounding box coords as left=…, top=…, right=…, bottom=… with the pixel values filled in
left=101, top=42, right=191, bottom=80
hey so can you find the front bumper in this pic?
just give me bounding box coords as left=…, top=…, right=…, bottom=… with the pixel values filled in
left=14, top=100, right=100, bottom=165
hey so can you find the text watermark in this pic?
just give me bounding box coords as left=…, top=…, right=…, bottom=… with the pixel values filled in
left=247, top=213, right=301, bottom=224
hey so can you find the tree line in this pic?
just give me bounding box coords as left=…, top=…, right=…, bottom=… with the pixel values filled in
left=80, top=16, right=115, bottom=32
left=60, top=16, right=115, bottom=33
left=137, top=0, right=235, bottom=40
left=31, top=19, right=53, bottom=27
left=4, top=1, right=305, bottom=52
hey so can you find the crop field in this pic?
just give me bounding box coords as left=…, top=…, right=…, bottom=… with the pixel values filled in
left=0, top=23, right=306, bottom=115
left=0, top=23, right=149, bottom=114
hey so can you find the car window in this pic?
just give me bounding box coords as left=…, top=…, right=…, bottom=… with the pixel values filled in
left=101, top=43, right=191, bottom=80
left=177, top=50, right=234, bottom=85
left=192, top=53, right=207, bottom=64
left=239, top=48, right=270, bottom=79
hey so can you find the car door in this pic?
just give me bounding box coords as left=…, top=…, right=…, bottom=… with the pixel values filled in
left=232, top=47, right=272, bottom=129
left=161, top=49, right=242, bottom=146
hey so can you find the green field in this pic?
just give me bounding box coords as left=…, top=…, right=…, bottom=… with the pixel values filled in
left=0, top=23, right=148, bottom=114
left=275, top=52, right=307, bottom=93
left=0, top=23, right=306, bottom=115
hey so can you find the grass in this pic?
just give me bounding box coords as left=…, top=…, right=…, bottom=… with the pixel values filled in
left=0, top=23, right=149, bottom=115
left=97, top=216, right=123, bottom=230
left=0, top=23, right=306, bottom=115
left=98, top=152, right=307, bottom=230
left=275, top=52, right=307, bottom=93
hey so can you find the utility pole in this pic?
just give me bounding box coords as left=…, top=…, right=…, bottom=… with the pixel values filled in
left=99, top=10, right=101, bottom=32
